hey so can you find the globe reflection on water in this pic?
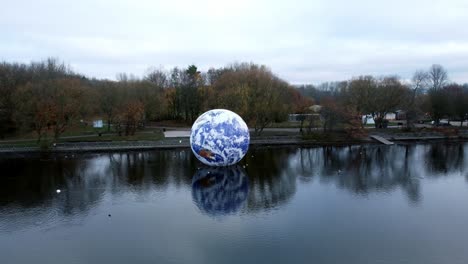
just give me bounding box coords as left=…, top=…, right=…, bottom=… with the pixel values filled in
left=191, top=166, right=248, bottom=216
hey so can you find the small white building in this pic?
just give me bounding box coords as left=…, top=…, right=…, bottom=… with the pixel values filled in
left=362, top=115, right=375, bottom=125
left=93, top=120, right=103, bottom=128
left=384, top=113, right=396, bottom=120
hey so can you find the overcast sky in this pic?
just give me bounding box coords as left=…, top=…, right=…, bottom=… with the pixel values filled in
left=1, top=0, right=467, bottom=84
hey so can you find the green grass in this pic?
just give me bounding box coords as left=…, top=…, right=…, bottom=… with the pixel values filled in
left=268, top=122, right=302, bottom=128
left=0, top=140, right=38, bottom=147
left=251, top=130, right=300, bottom=137
left=59, top=125, right=110, bottom=137
left=1, top=125, right=112, bottom=141
left=0, top=130, right=165, bottom=148
left=302, top=131, right=348, bottom=142
left=59, top=131, right=164, bottom=142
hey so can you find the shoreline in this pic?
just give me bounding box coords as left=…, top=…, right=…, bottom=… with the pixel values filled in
left=0, top=135, right=467, bottom=155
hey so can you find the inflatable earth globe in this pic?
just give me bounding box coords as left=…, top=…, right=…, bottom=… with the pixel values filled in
left=192, top=166, right=249, bottom=216
left=190, top=109, right=250, bottom=166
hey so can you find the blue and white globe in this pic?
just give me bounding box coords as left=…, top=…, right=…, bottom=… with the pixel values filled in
left=190, top=109, right=250, bottom=166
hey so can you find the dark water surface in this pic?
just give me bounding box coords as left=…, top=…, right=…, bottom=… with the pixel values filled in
left=1, top=143, right=468, bottom=264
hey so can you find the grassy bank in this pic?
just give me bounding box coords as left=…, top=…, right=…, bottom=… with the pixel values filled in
left=0, top=130, right=165, bottom=148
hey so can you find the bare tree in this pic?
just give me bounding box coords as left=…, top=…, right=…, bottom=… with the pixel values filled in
left=444, top=84, right=468, bottom=126
left=373, top=76, right=407, bottom=128
left=428, top=64, right=448, bottom=90
left=145, top=68, right=168, bottom=88
left=406, top=70, right=429, bottom=128
left=426, top=65, right=449, bottom=125
left=98, top=81, right=121, bottom=132
left=344, top=76, right=377, bottom=127
left=412, top=70, right=429, bottom=91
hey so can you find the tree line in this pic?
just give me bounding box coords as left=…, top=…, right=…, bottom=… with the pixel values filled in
left=1, top=59, right=467, bottom=141
left=296, top=64, right=468, bottom=132
left=0, top=58, right=310, bottom=140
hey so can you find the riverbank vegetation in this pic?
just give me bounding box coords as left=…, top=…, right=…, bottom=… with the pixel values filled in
left=1, top=58, right=467, bottom=144
left=297, top=65, right=468, bottom=131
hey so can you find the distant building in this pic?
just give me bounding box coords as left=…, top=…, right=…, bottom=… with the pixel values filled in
left=288, top=104, right=321, bottom=122
left=93, top=120, right=103, bottom=128
left=288, top=114, right=318, bottom=122
left=362, top=111, right=402, bottom=125
left=395, top=110, right=406, bottom=120
left=384, top=113, right=396, bottom=120
left=362, top=115, right=375, bottom=125
left=309, top=105, right=322, bottom=113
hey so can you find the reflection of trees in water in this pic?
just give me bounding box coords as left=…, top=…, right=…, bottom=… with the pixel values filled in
left=0, top=150, right=198, bottom=231
left=243, top=147, right=297, bottom=212
left=425, top=143, right=465, bottom=175
left=0, top=157, right=77, bottom=208
left=0, top=143, right=466, bottom=228
left=292, top=145, right=423, bottom=202
left=0, top=156, right=106, bottom=231
left=289, top=143, right=467, bottom=203
left=191, top=166, right=248, bottom=216
left=145, top=149, right=197, bottom=188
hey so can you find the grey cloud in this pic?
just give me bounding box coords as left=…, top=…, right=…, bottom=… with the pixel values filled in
left=1, top=0, right=467, bottom=83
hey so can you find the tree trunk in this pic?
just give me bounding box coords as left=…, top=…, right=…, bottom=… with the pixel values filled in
left=406, top=88, right=418, bottom=129
left=36, top=133, right=42, bottom=144
left=107, top=118, right=111, bottom=132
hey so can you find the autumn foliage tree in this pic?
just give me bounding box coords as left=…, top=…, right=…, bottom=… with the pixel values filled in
left=15, top=78, right=88, bottom=141
left=211, top=63, right=294, bottom=135
left=342, top=76, right=408, bottom=128
left=319, top=97, right=366, bottom=138
left=2, top=58, right=466, bottom=144
left=96, top=81, right=121, bottom=132
left=288, top=87, right=314, bottom=132
left=320, top=98, right=342, bottom=132
left=115, top=101, right=145, bottom=136
left=50, top=79, right=87, bottom=139
left=1, top=58, right=79, bottom=138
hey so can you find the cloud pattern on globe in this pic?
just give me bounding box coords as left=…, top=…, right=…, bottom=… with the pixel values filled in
left=192, top=166, right=249, bottom=216
left=190, top=109, right=250, bottom=166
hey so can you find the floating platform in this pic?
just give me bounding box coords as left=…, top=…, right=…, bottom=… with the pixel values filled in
left=370, top=135, right=394, bottom=145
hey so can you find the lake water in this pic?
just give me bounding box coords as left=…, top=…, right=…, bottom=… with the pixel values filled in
left=1, top=143, right=467, bottom=264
